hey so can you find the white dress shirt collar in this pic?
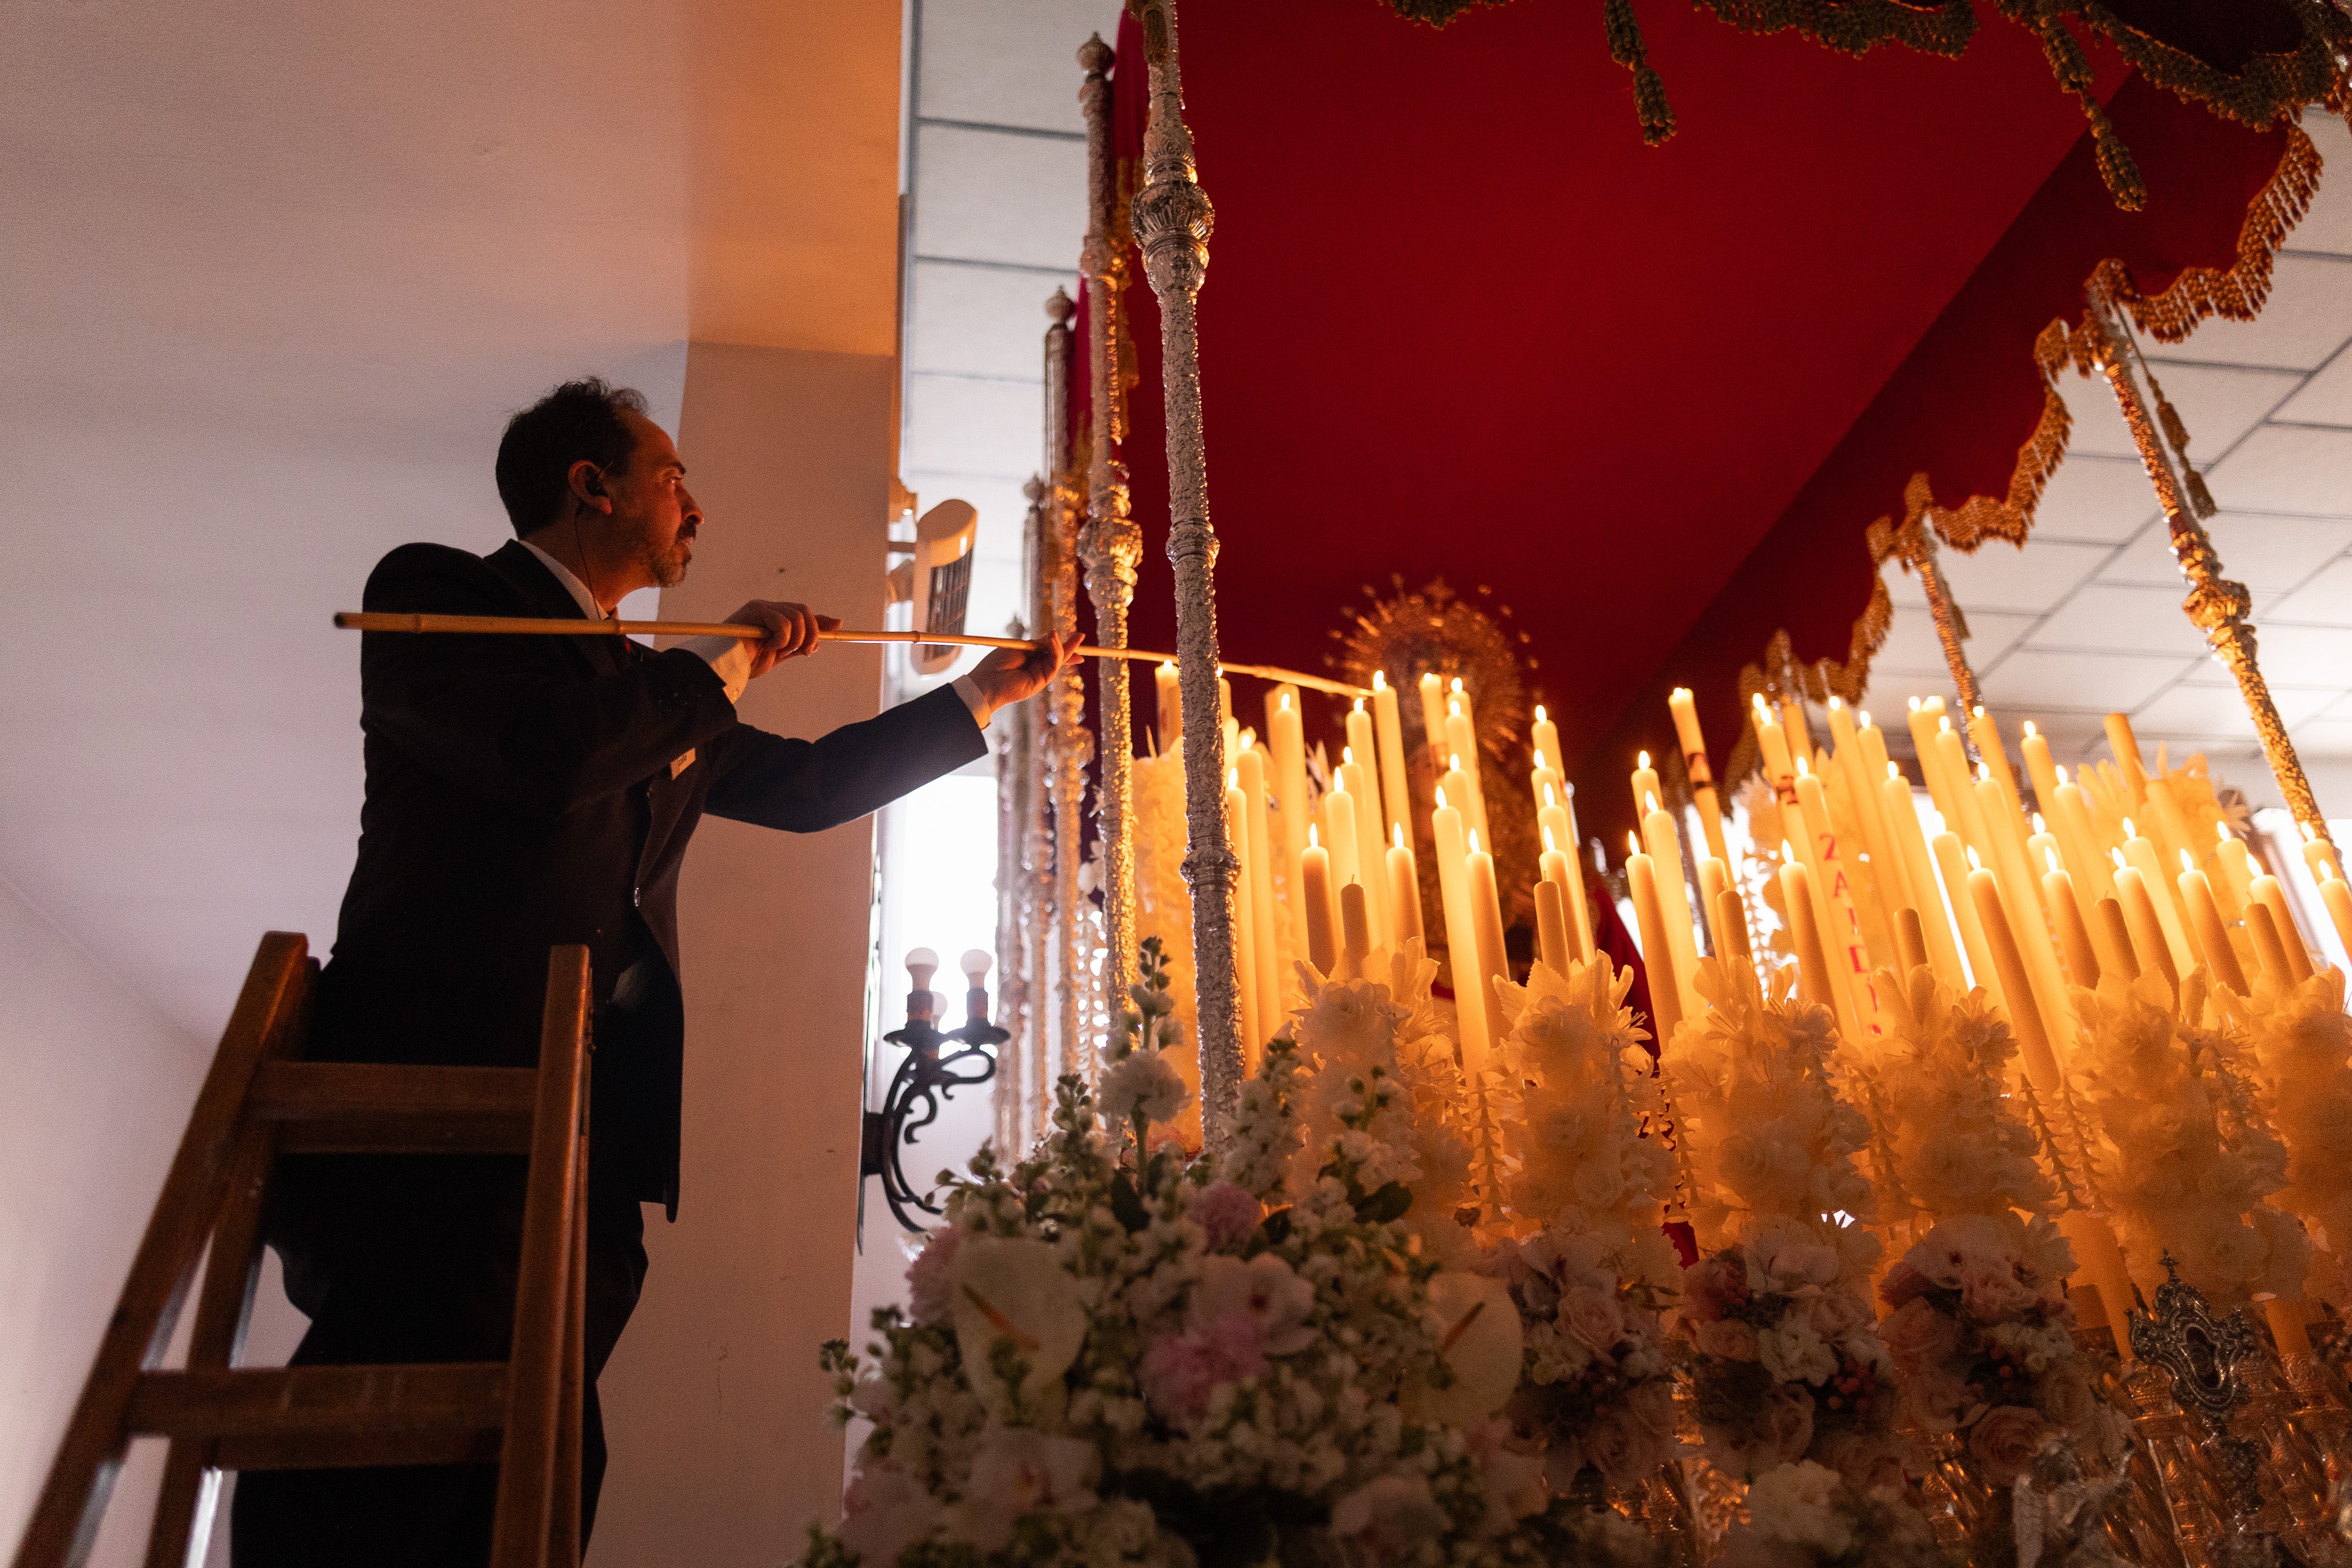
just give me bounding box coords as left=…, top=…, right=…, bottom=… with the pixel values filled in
left=519, top=539, right=609, bottom=621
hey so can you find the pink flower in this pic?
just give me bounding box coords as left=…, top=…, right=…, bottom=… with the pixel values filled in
left=1558, top=1285, right=1625, bottom=1356
left=1967, top=1403, right=2048, bottom=1486
left=1138, top=1308, right=1268, bottom=1420
left=1191, top=1181, right=1262, bottom=1251
left=1693, top=1319, right=1760, bottom=1362
left=905, top=1225, right=961, bottom=1328
left=1959, top=1263, right=2034, bottom=1323
left=1876, top=1298, right=1960, bottom=1376
left=1192, top=1253, right=1317, bottom=1354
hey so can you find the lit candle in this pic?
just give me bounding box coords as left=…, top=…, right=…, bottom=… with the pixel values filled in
left=1790, top=764, right=1870, bottom=1039
left=2112, top=855, right=2180, bottom=997
left=1339, top=748, right=1389, bottom=946
left=1155, top=661, right=1182, bottom=754
left=1466, top=830, right=1510, bottom=1067
left=2103, top=712, right=2150, bottom=808
left=2144, top=776, right=2201, bottom=881
left=1629, top=837, right=1686, bottom=1046
left=1894, top=906, right=1932, bottom=976
left=1883, top=764, right=1968, bottom=989
left=1558, top=782, right=1595, bottom=960
left=1325, top=781, right=1364, bottom=921
left=1267, top=686, right=1311, bottom=911
left=1418, top=673, right=1448, bottom=769
left=1235, top=745, right=1287, bottom=1035
left=1669, top=686, right=1734, bottom=872
left=1529, top=748, right=1564, bottom=816
left=1226, top=769, right=1264, bottom=1047
left=1539, top=824, right=1585, bottom=961
left=1388, top=822, right=1424, bottom=949
left=2177, top=848, right=2250, bottom=996
left=2250, top=874, right=2313, bottom=984
left=2120, top=819, right=2196, bottom=978
left=1713, top=885, right=1755, bottom=969
left=2052, top=772, right=2119, bottom=907
left=1631, top=750, right=1662, bottom=825
left=2301, top=820, right=2346, bottom=887
left=1935, top=722, right=1998, bottom=863
left=1430, top=788, right=1486, bottom=1070
left=1539, top=824, right=1571, bottom=898
left=1906, top=698, right=1966, bottom=834
left=2212, top=823, right=2256, bottom=915
left=1932, top=827, right=2002, bottom=1005
left=1301, top=824, right=1337, bottom=977
left=1751, top=694, right=1797, bottom=804
left=1531, top=703, right=1562, bottom=777
left=2244, top=898, right=2294, bottom=989
left=1969, top=860, right=2063, bottom=1090
left=1826, top=699, right=1899, bottom=928
left=1969, top=704, right=2034, bottom=863
left=1534, top=879, right=1569, bottom=975
left=2317, top=864, right=2352, bottom=969
left=1977, top=773, right=2074, bottom=1045
left=2019, top=720, right=2060, bottom=818
left=2095, top=897, right=2141, bottom=982
left=2042, top=849, right=2102, bottom=989
left=1778, top=852, right=1838, bottom=1020
left=1369, top=671, right=1412, bottom=844
left=1445, top=687, right=1489, bottom=844
left=1641, top=786, right=1705, bottom=1025
left=1339, top=880, right=1371, bottom=981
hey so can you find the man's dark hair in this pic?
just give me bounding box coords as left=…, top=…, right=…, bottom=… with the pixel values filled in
left=495, top=377, right=650, bottom=537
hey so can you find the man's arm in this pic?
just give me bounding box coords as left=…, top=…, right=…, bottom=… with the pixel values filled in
left=360, top=544, right=739, bottom=814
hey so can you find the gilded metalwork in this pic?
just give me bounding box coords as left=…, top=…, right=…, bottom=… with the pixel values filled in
left=2086, top=282, right=2337, bottom=855
left=1043, top=290, right=1099, bottom=1098
left=2127, top=1254, right=2272, bottom=1533
left=1078, top=34, right=1143, bottom=1021
left=1887, top=517, right=1986, bottom=737
left=1132, top=0, right=1242, bottom=1145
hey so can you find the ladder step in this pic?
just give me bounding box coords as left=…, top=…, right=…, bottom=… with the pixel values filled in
left=248, top=1062, right=537, bottom=1154
left=126, top=1363, right=508, bottom=1470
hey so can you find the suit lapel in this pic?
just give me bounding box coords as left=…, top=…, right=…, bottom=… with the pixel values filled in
left=483, top=540, right=625, bottom=679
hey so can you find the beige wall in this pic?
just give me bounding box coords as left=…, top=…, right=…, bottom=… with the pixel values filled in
left=589, top=342, right=897, bottom=1564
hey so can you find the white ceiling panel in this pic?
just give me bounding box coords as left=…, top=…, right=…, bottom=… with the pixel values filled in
left=2242, top=623, right=2352, bottom=686
left=2264, top=556, right=2352, bottom=626
left=2159, top=255, right=2352, bottom=373
left=908, top=259, right=1070, bottom=380
left=1926, top=539, right=2112, bottom=614
left=2288, top=717, right=2352, bottom=759
left=2137, top=680, right=2340, bottom=739
left=2056, top=360, right=2297, bottom=460
left=1868, top=604, right=2037, bottom=677
left=917, top=0, right=1118, bottom=135
left=913, top=123, right=1088, bottom=269
left=2273, top=346, right=2352, bottom=427
left=1979, top=647, right=2197, bottom=713
left=903, top=372, right=1045, bottom=479
left=2098, top=513, right=2352, bottom=593
left=2032, top=453, right=2161, bottom=543
left=2023, top=582, right=2213, bottom=656
left=2205, top=424, right=2352, bottom=516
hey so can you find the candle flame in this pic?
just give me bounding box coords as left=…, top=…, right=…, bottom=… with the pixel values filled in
left=1421, top=673, right=1439, bottom=688
left=1372, top=669, right=1388, bottom=690
left=1754, top=693, right=1770, bottom=713
left=2217, top=821, right=2231, bottom=843
left=2046, top=847, right=2061, bottom=874
left=2055, top=764, right=2069, bottom=784
left=1925, top=810, right=1945, bottom=835
left=2302, top=821, right=2318, bottom=843
left=1544, top=826, right=1556, bottom=852
left=1543, top=781, right=1557, bottom=807
left=1795, top=755, right=1809, bottom=777
left=1966, top=846, right=1982, bottom=871
left=1533, top=748, right=1548, bottom=770
left=2122, top=817, right=2136, bottom=839
left=2023, top=720, right=2037, bottom=739
left=1393, top=823, right=1405, bottom=850
left=1309, top=824, right=1319, bottom=848
left=1534, top=703, right=1547, bottom=722
left=2112, top=848, right=2128, bottom=870
left=1887, top=761, right=1899, bottom=780
left=1631, top=831, right=1645, bottom=858
left=2181, top=848, right=2196, bottom=872
left=1859, top=709, right=1872, bottom=729
left=2324, top=862, right=2339, bottom=883
left=1908, top=696, right=1922, bottom=713
left=1229, top=768, right=1240, bottom=788
left=1468, top=829, right=1481, bottom=854
left=1354, top=697, right=1366, bottom=713
left=1638, top=750, right=1651, bottom=770
left=1973, top=704, right=1986, bottom=720
left=1449, top=697, right=1462, bottom=718
left=1279, top=691, right=1291, bottom=711
left=1449, top=753, right=1462, bottom=772
left=1434, top=786, right=1448, bottom=809
left=1646, top=791, right=1659, bottom=814
left=1939, top=716, right=1952, bottom=734
left=1451, top=677, right=1464, bottom=693
left=1781, top=839, right=1798, bottom=862
left=1977, top=763, right=1991, bottom=783
left=1828, top=695, right=1843, bottom=710
left=1343, top=745, right=1354, bottom=764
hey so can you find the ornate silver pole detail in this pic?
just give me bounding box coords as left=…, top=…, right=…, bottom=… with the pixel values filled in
left=1132, top=0, right=1242, bottom=1143
left=1019, top=476, right=1056, bottom=1140
left=1890, top=517, right=1984, bottom=764
left=1077, top=33, right=1142, bottom=1020
left=1041, top=289, right=1097, bottom=1092
left=2085, top=282, right=2336, bottom=855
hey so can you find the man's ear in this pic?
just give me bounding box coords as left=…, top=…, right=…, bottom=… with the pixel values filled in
left=566, top=459, right=614, bottom=515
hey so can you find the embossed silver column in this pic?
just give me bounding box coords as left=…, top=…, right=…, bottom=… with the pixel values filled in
left=1077, top=34, right=1141, bottom=1018
left=1134, top=0, right=1241, bottom=1142
left=1042, top=290, right=1097, bottom=1092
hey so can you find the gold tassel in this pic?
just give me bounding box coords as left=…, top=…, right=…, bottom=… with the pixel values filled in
left=1603, top=0, right=1676, bottom=146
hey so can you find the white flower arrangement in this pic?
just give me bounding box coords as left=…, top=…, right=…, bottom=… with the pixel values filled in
left=2064, top=969, right=2310, bottom=1310
left=1717, top=1460, right=1947, bottom=1568
left=2213, top=966, right=2352, bottom=1304
left=807, top=950, right=1669, bottom=1568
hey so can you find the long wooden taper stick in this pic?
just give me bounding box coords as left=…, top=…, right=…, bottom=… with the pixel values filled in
left=332, top=611, right=1369, bottom=697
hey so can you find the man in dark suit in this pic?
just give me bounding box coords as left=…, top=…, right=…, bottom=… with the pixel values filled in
left=233, top=379, right=1071, bottom=1566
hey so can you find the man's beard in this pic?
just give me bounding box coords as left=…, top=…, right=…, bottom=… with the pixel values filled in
left=637, top=529, right=691, bottom=589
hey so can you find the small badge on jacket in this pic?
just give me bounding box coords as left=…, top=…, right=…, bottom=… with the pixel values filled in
left=670, top=748, right=696, bottom=779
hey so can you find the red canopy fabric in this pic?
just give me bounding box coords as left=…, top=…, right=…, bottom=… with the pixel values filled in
left=1081, top=0, right=2323, bottom=859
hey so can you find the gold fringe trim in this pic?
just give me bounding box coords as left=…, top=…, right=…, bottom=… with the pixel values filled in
left=2077, top=0, right=2351, bottom=132
left=1693, top=0, right=1975, bottom=59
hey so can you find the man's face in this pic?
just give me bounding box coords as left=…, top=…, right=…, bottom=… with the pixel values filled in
left=607, top=410, right=701, bottom=589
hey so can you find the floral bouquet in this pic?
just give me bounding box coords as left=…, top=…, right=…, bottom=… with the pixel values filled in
left=1715, top=1460, right=1951, bottom=1568
left=807, top=945, right=1665, bottom=1568
left=1875, top=1214, right=2130, bottom=1491
left=2215, top=965, right=2352, bottom=1306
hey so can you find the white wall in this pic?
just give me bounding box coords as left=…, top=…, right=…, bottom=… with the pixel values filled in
left=589, top=342, right=901, bottom=1564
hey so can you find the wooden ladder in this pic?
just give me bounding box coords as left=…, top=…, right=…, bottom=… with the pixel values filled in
left=10, top=932, right=593, bottom=1568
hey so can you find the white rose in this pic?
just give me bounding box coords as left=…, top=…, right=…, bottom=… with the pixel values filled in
left=1744, top=1459, right=1853, bottom=1554
left=1757, top=1320, right=1839, bottom=1386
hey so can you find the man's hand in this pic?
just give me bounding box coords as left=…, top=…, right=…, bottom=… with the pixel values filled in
left=967, top=631, right=1081, bottom=715
left=729, top=601, right=840, bottom=680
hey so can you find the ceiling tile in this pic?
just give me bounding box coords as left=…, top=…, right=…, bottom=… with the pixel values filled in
left=2157, top=255, right=2352, bottom=372
left=1978, top=647, right=2197, bottom=714
left=2330, top=692, right=2352, bottom=720
left=2286, top=717, right=2352, bottom=759
left=902, top=374, right=1044, bottom=478
left=2240, top=623, right=2352, bottom=686
left=2032, top=453, right=2160, bottom=543
left=908, top=259, right=1068, bottom=380
left=2022, top=582, right=2210, bottom=656
left=2097, top=520, right=2181, bottom=587
left=917, top=0, right=1118, bottom=135
left=2056, top=361, right=2298, bottom=460
left=2100, top=513, right=2352, bottom=593
left=2293, top=110, right=2352, bottom=257
left=2204, top=424, right=2352, bottom=516
left=2272, top=345, right=2352, bottom=427
left=2264, top=556, right=2352, bottom=626
left=913, top=124, right=1087, bottom=269
left=2139, top=681, right=2338, bottom=741
left=1867, top=604, right=2037, bottom=680
left=1929, top=539, right=2112, bottom=613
